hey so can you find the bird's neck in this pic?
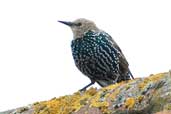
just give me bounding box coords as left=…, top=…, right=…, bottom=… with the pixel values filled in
left=73, top=30, right=100, bottom=40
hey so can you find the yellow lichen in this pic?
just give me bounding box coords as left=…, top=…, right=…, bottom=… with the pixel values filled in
left=148, top=73, right=166, bottom=81
left=102, top=82, right=124, bottom=100
left=90, top=100, right=109, bottom=108
left=33, top=88, right=98, bottom=114
left=102, top=82, right=120, bottom=90
left=137, top=95, right=144, bottom=103
left=108, top=89, right=120, bottom=100
left=89, top=90, right=110, bottom=113
left=138, top=82, right=146, bottom=89
left=138, top=73, right=165, bottom=90
left=85, top=87, right=97, bottom=96
left=125, top=97, right=135, bottom=109
left=164, top=103, right=171, bottom=110
left=32, top=73, right=167, bottom=114
left=90, top=101, right=110, bottom=113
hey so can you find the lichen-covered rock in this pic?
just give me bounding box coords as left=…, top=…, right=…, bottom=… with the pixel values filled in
left=1, top=71, right=171, bottom=114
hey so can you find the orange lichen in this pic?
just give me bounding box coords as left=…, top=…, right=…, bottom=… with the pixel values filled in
left=125, top=97, right=135, bottom=109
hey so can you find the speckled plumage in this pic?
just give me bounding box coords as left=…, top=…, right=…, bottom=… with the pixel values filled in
left=58, top=18, right=134, bottom=91
left=71, top=30, right=132, bottom=86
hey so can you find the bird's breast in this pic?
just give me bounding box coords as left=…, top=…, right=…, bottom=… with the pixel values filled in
left=71, top=37, right=97, bottom=61
left=71, top=35, right=119, bottom=72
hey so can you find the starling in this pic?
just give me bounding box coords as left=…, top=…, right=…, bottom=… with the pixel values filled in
left=58, top=18, right=134, bottom=91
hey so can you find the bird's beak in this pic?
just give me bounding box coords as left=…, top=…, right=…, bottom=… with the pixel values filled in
left=58, top=21, right=74, bottom=27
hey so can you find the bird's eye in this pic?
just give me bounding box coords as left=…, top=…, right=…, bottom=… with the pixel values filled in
left=76, top=22, right=82, bottom=26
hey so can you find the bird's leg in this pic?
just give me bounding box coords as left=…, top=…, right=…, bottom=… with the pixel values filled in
left=79, top=80, right=95, bottom=91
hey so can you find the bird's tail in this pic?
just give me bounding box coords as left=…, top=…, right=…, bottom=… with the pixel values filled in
left=129, top=70, right=134, bottom=79
left=96, top=69, right=134, bottom=87
left=125, top=69, right=134, bottom=80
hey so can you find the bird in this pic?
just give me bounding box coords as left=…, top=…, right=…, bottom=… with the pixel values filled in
left=58, top=18, right=134, bottom=91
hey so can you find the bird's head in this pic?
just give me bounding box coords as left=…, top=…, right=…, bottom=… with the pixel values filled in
left=58, top=18, right=99, bottom=39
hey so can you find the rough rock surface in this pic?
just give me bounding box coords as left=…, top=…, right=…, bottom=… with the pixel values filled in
left=1, top=71, right=171, bottom=114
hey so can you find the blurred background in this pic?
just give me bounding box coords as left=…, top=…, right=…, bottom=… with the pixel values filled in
left=0, top=0, right=171, bottom=111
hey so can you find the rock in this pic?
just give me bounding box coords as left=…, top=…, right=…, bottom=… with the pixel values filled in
left=1, top=71, right=171, bottom=114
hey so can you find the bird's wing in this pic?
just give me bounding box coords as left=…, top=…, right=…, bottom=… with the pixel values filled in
left=106, top=33, right=129, bottom=72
